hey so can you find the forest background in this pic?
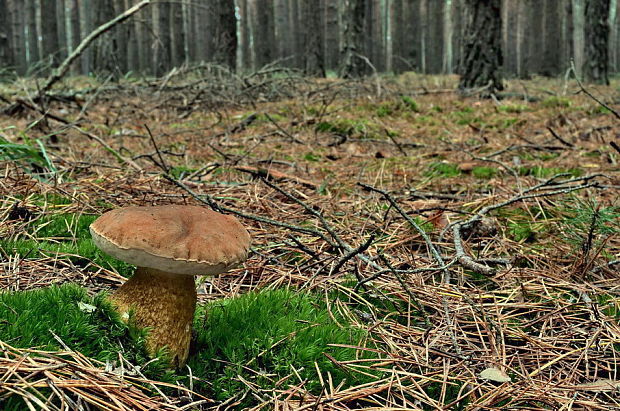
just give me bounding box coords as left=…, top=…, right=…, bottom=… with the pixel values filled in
left=0, top=0, right=619, bottom=79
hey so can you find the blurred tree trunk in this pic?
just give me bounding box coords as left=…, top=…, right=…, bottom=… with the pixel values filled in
left=571, top=0, right=586, bottom=78
left=323, top=0, right=340, bottom=72
left=301, top=0, right=325, bottom=76
left=170, top=1, right=186, bottom=68
left=610, top=0, right=618, bottom=72
left=442, top=0, right=453, bottom=74
left=92, top=0, right=117, bottom=75
left=239, top=0, right=252, bottom=70
left=208, top=0, right=237, bottom=69
left=583, top=0, right=611, bottom=84
left=427, top=0, right=443, bottom=73
left=0, top=0, right=13, bottom=70
left=458, top=0, right=503, bottom=93
left=255, top=0, right=275, bottom=68
left=274, top=0, right=291, bottom=64
left=385, top=0, right=393, bottom=72
left=541, top=0, right=561, bottom=76
left=55, top=1, right=67, bottom=62
left=153, top=1, right=172, bottom=75
left=340, top=0, right=367, bottom=77
left=125, top=0, right=140, bottom=73
left=8, top=0, right=27, bottom=74
left=41, top=0, right=59, bottom=71
left=419, top=0, right=427, bottom=72
left=516, top=0, right=529, bottom=78
left=25, top=0, right=40, bottom=67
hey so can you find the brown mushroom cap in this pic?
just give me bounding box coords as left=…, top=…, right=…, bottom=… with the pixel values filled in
left=90, top=205, right=251, bottom=275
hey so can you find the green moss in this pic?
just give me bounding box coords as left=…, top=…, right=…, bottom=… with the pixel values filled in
left=498, top=104, right=531, bottom=113
left=189, top=289, right=378, bottom=404
left=424, top=162, right=461, bottom=178
left=168, top=165, right=197, bottom=179
left=541, top=96, right=571, bottom=108
left=0, top=285, right=378, bottom=408
left=315, top=118, right=380, bottom=139
left=472, top=166, right=498, bottom=179
left=1, top=213, right=132, bottom=275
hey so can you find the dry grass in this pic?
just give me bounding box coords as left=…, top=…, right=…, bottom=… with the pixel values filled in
left=1, top=71, right=619, bottom=409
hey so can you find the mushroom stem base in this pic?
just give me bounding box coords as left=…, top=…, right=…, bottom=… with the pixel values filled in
left=110, top=267, right=196, bottom=368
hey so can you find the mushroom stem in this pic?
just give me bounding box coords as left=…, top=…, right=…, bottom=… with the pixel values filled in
left=110, top=267, right=196, bottom=367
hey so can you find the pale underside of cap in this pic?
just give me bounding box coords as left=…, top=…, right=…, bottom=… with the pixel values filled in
left=90, top=205, right=251, bottom=275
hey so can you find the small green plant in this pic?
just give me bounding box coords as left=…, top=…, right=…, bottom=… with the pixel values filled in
left=424, top=162, right=461, bottom=178
left=498, top=104, right=530, bottom=113
left=541, top=96, right=571, bottom=108
left=400, top=96, right=419, bottom=112
left=315, top=118, right=379, bottom=139
left=0, top=134, right=57, bottom=181
left=472, top=166, right=498, bottom=179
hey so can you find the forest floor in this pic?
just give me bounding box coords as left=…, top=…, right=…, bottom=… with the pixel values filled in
left=1, top=70, right=620, bottom=410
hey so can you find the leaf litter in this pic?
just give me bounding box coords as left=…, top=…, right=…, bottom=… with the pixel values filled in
left=0, top=71, right=619, bottom=409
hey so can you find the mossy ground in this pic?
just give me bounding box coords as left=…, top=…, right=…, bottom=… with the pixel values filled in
left=0, top=284, right=378, bottom=408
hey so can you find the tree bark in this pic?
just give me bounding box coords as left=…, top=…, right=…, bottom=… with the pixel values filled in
left=0, top=0, right=13, bottom=70
left=41, top=0, right=60, bottom=71
left=25, top=0, right=40, bottom=67
left=571, top=0, right=586, bottom=78
left=323, top=0, right=340, bottom=71
left=208, top=0, right=237, bottom=69
left=442, top=0, right=453, bottom=73
left=255, top=0, right=276, bottom=68
left=458, top=0, right=503, bottom=93
left=301, top=0, right=325, bottom=76
left=153, top=1, right=171, bottom=75
left=340, top=0, right=367, bottom=77
left=583, top=0, right=611, bottom=84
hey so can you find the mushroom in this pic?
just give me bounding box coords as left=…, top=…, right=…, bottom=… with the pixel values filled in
left=90, top=205, right=251, bottom=367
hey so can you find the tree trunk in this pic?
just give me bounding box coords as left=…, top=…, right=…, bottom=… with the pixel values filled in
left=458, top=0, right=503, bottom=93
left=323, top=0, right=340, bottom=71
left=25, top=0, right=40, bottom=67
left=153, top=1, right=172, bottom=75
left=583, top=0, right=611, bottom=84
left=40, top=0, right=60, bottom=71
left=340, top=0, right=367, bottom=77
left=255, top=0, right=276, bottom=68
left=442, top=0, right=453, bottom=73
left=610, top=0, right=618, bottom=72
left=208, top=0, right=237, bottom=69
left=0, top=0, right=13, bottom=70
left=301, top=0, right=325, bottom=76
left=571, top=0, right=586, bottom=78
left=170, top=1, right=186, bottom=67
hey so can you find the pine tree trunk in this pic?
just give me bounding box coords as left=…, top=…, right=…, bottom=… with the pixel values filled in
left=0, top=0, right=13, bottom=70
left=323, top=0, right=340, bottom=71
left=458, top=0, right=503, bottom=93
left=583, top=0, right=611, bottom=84
left=25, top=0, right=40, bottom=67
left=255, top=0, right=275, bottom=68
left=301, top=0, right=325, bottom=76
left=209, top=0, right=237, bottom=69
left=340, top=0, right=367, bottom=77
left=154, top=1, right=172, bottom=75
left=571, top=0, right=586, bottom=78
left=170, top=1, right=185, bottom=67
left=41, top=0, right=60, bottom=71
